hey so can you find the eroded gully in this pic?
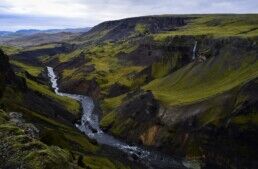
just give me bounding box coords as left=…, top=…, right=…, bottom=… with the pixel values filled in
left=47, top=66, right=199, bottom=169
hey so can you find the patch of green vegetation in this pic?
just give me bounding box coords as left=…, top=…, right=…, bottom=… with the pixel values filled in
left=100, top=111, right=117, bottom=129
left=135, top=23, right=149, bottom=35
left=101, top=94, right=126, bottom=112
left=62, top=68, right=77, bottom=77
left=58, top=49, right=83, bottom=62
left=25, top=44, right=58, bottom=51
left=154, top=15, right=258, bottom=41
left=76, top=29, right=111, bottom=44
left=152, top=61, right=171, bottom=78
left=41, top=128, right=99, bottom=153
left=145, top=50, right=258, bottom=106
left=111, top=118, right=136, bottom=136
left=130, top=76, right=147, bottom=89
left=63, top=132, right=99, bottom=153
left=59, top=42, right=142, bottom=95
left=0, top=45, right=22, bottom=55
left=26, top=78, right=80, bottom=114
left=231, top=102, right=258, bottom=125
left=83, top=156, right=130, bottom=169
left=0, top=109, right=75, bottom=169
left=1, top=86, right=24, bottom=107
left=197, top=107, right=225, bottom=126
left=10, top=60, right=42, bottom=76
left=104, top=66, right=144, bottom=88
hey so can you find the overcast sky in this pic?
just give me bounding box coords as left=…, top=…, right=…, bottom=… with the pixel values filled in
left=0, top=0, right=258, bottom=31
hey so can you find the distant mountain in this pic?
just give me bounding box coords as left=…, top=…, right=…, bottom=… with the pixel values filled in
left=0, top=31, right=13, bottom=37
left=41, top=28, right=92, bottom=34
left=0, top=27, right=91, bottom=37
left=0, top=27, right=92, bottom=47
left=15, top=29, right=41, bottom=36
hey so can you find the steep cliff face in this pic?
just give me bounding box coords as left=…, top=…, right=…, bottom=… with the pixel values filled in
left=1, top=49, right=133, bottom=169
left=0, top=49, right=26, bottom=98
left=7, top=14, right=258, bottom=169
left=77, top=16, right=189, bottom=43
left=99, top=36, right=258, bottom=169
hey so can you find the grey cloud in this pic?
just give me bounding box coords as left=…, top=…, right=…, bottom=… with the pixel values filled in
left=0, top=0, right=257, bottom=31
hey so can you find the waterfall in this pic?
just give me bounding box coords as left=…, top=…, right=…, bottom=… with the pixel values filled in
left=192, top=41, right=197, bottom=60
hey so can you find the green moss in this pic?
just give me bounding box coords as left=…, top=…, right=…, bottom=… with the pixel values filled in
left=26, top=78, right=80, bottom=115
left=135, top=23, right=149, bottom=35
left=0, top=123, right=24, bottom=136
left=232, top=113, right=258, bottom=125
left=154, top=14, right=258, bottom=41
left=0, top=109, right=76, bottom=169
left=10, top=60, right=42, bottom=76
left=145, top=52, right=258, bottom=106
left=25, top=44, right=57, bottom=51
left=58, top=49, right=83, bottom=62
left=152, top=61, right=171, bottom=78
left=58, top=42, right=140, bottom=95
left=0, top=45, right=22, bottom=55
left=24, top=146, right=72, bottom=169
left=83, top=156, right=130, bottom=169
left=63, top=132, right=99, bottom=153
left=198, top=107, right=225, bottom=126
left=100, top=111, right=117, bottom=129
left=111, top=118, right=136, bottom=136
left=130, top=76, right=147, bottom=89
left=101, top=94, right=125, bottom=112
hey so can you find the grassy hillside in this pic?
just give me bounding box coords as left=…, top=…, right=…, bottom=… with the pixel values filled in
left=145, top=45, right=258, bottom=105
left=3, top=14, right=258, bottom=169
left=0, top=49, right=133, bottom=169
left=154, top=14, right=258, bottom=41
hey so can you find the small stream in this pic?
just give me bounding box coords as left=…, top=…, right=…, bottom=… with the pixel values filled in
left=47, top=66, right=198, bottom=169
left=192, top=41, right=198, bottom=60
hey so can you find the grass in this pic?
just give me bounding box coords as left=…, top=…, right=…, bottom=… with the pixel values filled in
left=25, top=44, right=58, bottom=51
left=58, top=49, right=83, bottom=62
left=154, top=15, right=258, bottom=41
left=0, top=45, right=22, bottom=55
left=83, top=156, right=130, bottom=169
left=232, top=113, right=258, bottom=125
left=58, top=42, right=142, bottom=94
left=26, top=78, right=80, bottom=114
left=101, top=94, right=126, bottom=112
left=145, top=50, right=258, bottom=106
left=0, top=109, right=75, bottom=169
left=100, top=111, right=117, bottom=129
left=135, top=23, right=149, bottom=34
left=10, top=60, right=42, bottom=76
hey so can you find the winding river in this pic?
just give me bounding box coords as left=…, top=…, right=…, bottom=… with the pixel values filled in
left=47, top=66, right=197, bottom=169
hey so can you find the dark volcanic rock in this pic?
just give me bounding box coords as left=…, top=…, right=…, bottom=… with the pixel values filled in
left=0, top=50, right=27, bottom=97
left=81, top=16, right=189, bottom=42
left=108, top=83, right=130, bottom=97
left=0, top=50, right=17, bottom=84
left=55, top=52, right=88, bottom=71
left=59, top=78, right=101, bottom=99
left=12, top=43, right=76, bottom=65
left=118, top=91, right=159, bottom=122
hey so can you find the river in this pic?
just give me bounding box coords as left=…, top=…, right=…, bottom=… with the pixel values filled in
left=47, top=66, right=199, bottom=169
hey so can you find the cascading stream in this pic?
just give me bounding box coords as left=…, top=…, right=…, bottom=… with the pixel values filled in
left=47, top=66, right=197, bottom=169
left=192, top=41, right=198, bottom=60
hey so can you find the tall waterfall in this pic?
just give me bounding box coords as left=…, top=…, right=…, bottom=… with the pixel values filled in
left=192, top=41, right=198, bottom=60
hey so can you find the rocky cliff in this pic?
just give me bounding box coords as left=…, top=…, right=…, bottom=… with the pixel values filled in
left=5, top=14, right=258, bottom=169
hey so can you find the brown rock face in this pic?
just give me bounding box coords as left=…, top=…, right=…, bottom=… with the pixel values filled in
left=140, top=125, right=160, bottom=146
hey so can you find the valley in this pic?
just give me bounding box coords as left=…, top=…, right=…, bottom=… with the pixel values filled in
left=0, top=14, right=258, bottom=169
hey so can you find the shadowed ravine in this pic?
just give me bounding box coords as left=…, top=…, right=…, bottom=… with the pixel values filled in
left=47, top=66, right=198, bottom=169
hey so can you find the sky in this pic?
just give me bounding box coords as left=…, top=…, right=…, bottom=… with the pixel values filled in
left=0, top=0, right=258, bottom=31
